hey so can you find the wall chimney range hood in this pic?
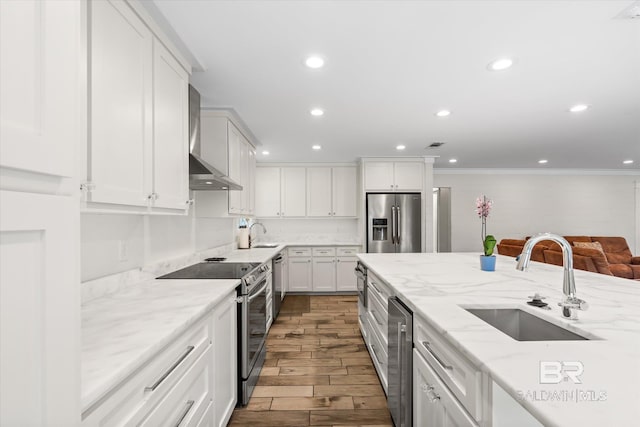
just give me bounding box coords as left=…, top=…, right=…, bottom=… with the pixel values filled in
left=188, top=85, right=242, bottom=191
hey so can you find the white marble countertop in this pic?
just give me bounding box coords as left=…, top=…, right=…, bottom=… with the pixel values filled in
left=357, top=253, right=640, bottom=427
left=81, top=278, right=239, bottom=412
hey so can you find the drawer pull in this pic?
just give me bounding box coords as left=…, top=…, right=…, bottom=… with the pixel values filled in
left=145, top=346, right=195, bottom=392
left=422, top=341, right=453, bottom=371
left=370, top=343, right=382, bottom=364
left=371, top=309, right=383, bottom=326
left=173, top=399, right=195, bottom=427
left=369, top=281, right=382, bottom=295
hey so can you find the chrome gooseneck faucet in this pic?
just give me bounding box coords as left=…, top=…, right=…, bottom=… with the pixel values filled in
left=249, top=222, right=267, bottom=248
left=516, top=232, right=588, bottom=319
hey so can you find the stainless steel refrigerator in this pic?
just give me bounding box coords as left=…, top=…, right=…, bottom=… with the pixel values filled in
left=366, top=193, right=421, bottom=253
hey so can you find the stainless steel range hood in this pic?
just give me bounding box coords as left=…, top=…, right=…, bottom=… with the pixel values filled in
left=188, top=85, right=242, bottom=191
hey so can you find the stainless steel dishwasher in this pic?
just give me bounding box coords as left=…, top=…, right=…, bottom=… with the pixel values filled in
left=388, top=296, right=413, bottom=427
left=272, top=252, right=284, bottom=318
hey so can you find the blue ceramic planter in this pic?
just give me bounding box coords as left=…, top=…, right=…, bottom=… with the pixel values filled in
left=480, top=255, right=496, bottom=271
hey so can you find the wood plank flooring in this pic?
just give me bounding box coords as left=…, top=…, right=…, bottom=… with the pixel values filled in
left=229, top=295, right=392, bottom=427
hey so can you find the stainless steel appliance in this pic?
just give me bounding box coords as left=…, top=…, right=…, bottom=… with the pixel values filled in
left=188, top=84, right=242, bottom=190
left=388, top=297, right=413, bottom=427
left=272, top=252, right=284, bottom=318
left=355, top=261, right=367, bottom=309
left=367, top=193, right=421, bottom=253
left=157, top=259, right=272, bottom=406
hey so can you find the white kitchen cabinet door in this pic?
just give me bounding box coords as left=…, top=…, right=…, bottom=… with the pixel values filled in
left=247, top=147, right=256, bottom=215
left=394, top=162, right=423, bottom=191
left=0, top=191, right=79, bottom=426
left=413, top=350, right=478, bottom=427
left=307, top=167, right=332, bottom=217
left=212, top=292, right=237, bottom=427
left=151, top=39, right=189, bottom=210
left=364, top=162, right=394, bottom=191
left=288, top=257, right=313, bottom=291
left=0, top=0, right=78, bottom=178
left=90, top=0, right=153, bottom=206
left=312, top=258, right=337, bottom=292
left=336, top=257, right=358, bottom=291
left=255, top=167, right=281, bottom=217
left=228, top=123, right=242, bottom=214
left=332, top=167, right=357, bottom=217
left=281, top=167, right=306, bottom=217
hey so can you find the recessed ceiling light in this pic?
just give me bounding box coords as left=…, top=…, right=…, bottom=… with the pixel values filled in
left=488, top=58, right=514, bottom=71
left=305, top=56, right=324, bottom=69
left=262, top=150, right=270, bottom=155
left=435, top=110, right=451, bottom=117
left=312, top=145, right=322, bottom=150
left=623, top=159, right=634, bottom=164
left=396, top=145, right=406, bottom=150
left=569, top=104, right=589, bottom=113
left=449, top=158, right=457, bottom=163
left=538, top=159, right=548, bottom=164
left=205, top=181, right=213, bottom=185
left=310, top=108, right=324, bottom=116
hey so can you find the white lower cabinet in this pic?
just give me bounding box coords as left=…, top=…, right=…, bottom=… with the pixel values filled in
left=312, top=257, right=337, bottom=291
left=287, top=247, right=360, bottom=293
left=414, top=349, right=478, bottom=427
left=288, top=255, right=313, bottom=292
left=82, top=291, right=238, bottom=427
left=211, top=292, right=238, bottom=427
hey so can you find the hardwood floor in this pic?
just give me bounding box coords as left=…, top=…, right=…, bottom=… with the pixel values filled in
left=229, top=295, right=392, bottom=427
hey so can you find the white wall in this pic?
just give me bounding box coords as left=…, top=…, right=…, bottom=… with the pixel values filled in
left=433, top=171, right=640, bottom=253
left=256, top=218, right=360, bottom=244
left=81, top=212, right=236, bottom=282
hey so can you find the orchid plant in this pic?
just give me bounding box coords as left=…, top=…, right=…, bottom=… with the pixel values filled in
left=476, top=195, right=496, bottom=256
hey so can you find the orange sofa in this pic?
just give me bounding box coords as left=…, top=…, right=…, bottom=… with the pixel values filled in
left=497, top=236, right=640, bottom=280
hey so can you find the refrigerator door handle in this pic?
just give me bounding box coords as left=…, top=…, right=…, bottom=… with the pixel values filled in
left=396, top=205, right=401, bottom=245
left=391, top=205, right=397, bottom=244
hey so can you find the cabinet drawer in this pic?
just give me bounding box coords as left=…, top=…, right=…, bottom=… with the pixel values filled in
left=82, top=316, right=212, bottom=426
left=413, top=349, right=478, bottom=427
left=414, top=315, right=481, bottom=421
left=367, top=289, right=388, bottom=345
left=288, top=247, right=312, bottom=257
left=312, top=247, right=336, bottom=257
left=337, top=247, right=359, bottom=256
left=367, top=271, right=391, bottom=303
left=367, top=318, right=388, bottom=393
left=140, top=346, right=213, bottom=427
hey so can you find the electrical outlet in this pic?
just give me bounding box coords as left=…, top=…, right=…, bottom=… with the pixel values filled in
left=118, top=240, right=129, bottom=262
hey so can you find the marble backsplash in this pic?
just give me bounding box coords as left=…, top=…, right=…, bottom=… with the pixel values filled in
left=81, top=242, right=236, bottom=304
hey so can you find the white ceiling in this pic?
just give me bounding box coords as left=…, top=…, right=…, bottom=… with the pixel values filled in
left=150, top=0, right=640, bottom=169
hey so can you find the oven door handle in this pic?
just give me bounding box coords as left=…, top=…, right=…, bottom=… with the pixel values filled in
left=247, top=281, right=269, bottom=302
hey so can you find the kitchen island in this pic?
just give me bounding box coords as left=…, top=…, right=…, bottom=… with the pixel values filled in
left=357, top=252, right=640, bottom=427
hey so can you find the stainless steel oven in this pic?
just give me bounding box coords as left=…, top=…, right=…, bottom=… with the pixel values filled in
left=238, top=262, right=271, bottom=406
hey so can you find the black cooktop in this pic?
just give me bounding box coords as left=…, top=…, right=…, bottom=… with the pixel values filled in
left=157, top=262, right=260, bottom=280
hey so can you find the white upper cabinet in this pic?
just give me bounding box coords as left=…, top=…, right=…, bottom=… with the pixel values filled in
left=280, top=167, right=307, bottom=217
left=364, top=161, right=423, bottom=191
left=151, top=39, right=189, bottom=210
left=307, top=166, right=357, bottom=217
left=332, top=167, right=357, bottom=216
left=89, top=0, right=152, bottom=207
left=306, top=167, right=333, bottom=217
left=0, top=0, right=78, bottom=178
left=255, top=167, right=281, bottom=217
left=87, top=0, right=191, bottom=212
left=227, top=122, right=254, bottom=215
left=255, top=167, right=306, bottom=217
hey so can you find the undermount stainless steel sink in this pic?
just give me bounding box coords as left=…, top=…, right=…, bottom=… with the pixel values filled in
left=251, top=243, right=279, bottom=248
left=465, top=308, right=590, bottom=341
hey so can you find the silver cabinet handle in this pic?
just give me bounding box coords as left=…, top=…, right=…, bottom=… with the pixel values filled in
left=369, top=281, right=383, bottom=297
left=371, top=309, right=383, bottom=326
left=370, top=343, right=382, bottom=364
left=145, top=346, right=195, bottom=392
left=173, top=400, right=195, bottom=427
left=422, top=341, right=453, bottom=371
